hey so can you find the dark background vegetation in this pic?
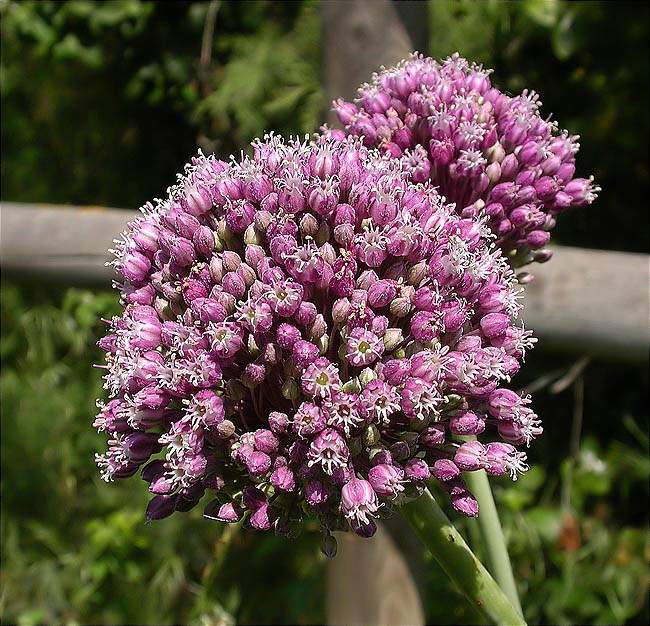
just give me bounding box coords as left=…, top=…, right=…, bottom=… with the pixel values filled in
left=1, top=1, right=648, bottom=624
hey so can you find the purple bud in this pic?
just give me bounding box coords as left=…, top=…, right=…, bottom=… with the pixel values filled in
left=222, top=271, right=246, bottom=299
left=121, top=251, right=151, bottom=283
left=404, top=458, right=431, bottom=481
left=479, top=312, right=510, bottom=338
left=271, top=466, right=296, bottom=492
left=268, top=411, right=289, bottom=434
left=146, top=495, right=177, bottom=521
left=254, top=429, right=279, bottom=454
left=451, top=491, right=479, bottom=517
left=450, top=411, right=486, bottom=436
left=250, top=503, right=272, bottom=530
left=367, top=279, right=397, bottom=308
left=454, top=441, right=486, bottom=471
left=368, top=463, right=404, bottom=497
left=292, top=340, right=320, bottom=368
left=205, top=500, right=243, bottom=523
left=432, top=459, right=460, bottom=482
left=305, top=480, right=329, bottom=507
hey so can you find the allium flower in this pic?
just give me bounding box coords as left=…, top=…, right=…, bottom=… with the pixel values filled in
left=95, top=133, right=541, bottom=552
left=330, top=52, right=599, bottom=266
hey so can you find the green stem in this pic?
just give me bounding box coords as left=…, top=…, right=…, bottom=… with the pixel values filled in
left=401, top=488, right=526, bottom=626
left=464, top=469, right=523, bottom=617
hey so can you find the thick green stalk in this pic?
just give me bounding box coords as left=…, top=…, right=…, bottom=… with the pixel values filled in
left=464, top=469, right=523, bottom=617
left=401, top=488, right=526, bottom=626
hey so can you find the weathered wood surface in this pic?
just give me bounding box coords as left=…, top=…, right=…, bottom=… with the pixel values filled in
left=0, top=202, right=132, bottom=284
left=327, top=524, right=425, bottom=626
left=1, top=203, right=648, bottom=362
left=521, top=247, right=649, bottom=362
left=322, top=0, right=413, bottom=125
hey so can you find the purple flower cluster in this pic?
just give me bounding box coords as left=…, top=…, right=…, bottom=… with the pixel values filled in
left=330, top=53, right=599, bottom=266
left=95, top=133, right=540, bottom=549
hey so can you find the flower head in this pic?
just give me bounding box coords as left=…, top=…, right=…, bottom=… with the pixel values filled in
left=96, top=134, right=540, bottom=550
left=331, top=53, right=599, bottom=267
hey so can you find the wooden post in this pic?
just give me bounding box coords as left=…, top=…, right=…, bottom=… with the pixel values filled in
left=327, top=525, right=425, bottom=626
left=322, top=2, right=427, bottom=624
left=322, top=0, right=413, bottom=124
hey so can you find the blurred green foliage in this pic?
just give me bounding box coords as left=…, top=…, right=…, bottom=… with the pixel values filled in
left=1, top=1, right=648, bottom=624
left=0, top=0, right=321, bottom=208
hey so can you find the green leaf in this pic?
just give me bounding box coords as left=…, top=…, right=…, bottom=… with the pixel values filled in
left=523, top=0, right=560, bottom=28
left=552, top=10, right=577, bottom=60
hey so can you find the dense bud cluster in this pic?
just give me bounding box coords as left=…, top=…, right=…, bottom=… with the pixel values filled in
left=331, top=53, right=599, bottom=266
left=95, top=134, right=540, bottom=551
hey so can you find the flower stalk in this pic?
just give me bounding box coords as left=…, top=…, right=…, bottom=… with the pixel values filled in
left=464, top=468, right=523, bottom=616
left=401, top=487, right=526, bottom=626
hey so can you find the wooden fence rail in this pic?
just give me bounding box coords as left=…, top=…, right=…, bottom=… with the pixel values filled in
left=2, top=202, right=648, bottom=363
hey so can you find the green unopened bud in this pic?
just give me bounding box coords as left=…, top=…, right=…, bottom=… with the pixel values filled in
left=342, top=378, right=362, bottom=394
left=169, top=300, right=184, bottom=317
left=213, top=234, right=225, bottom=253
left=389, top=297, right=412, bottom=318
left=216, top=219, right=228, bottom=241
left=363, top=424, right=380, bottom=448
left=393, top=348, right=406, bottom=359
left=348, top=437, right=362, bottom=457
left=401, top=431, right=419, bottom=444
left=486, top=140, right=505, bottom=164
left=390, top=441, right=410, bottom=461
left=315, top=334, right=329, bottom=355
left=153, top=296, right=174, bottom=320
left=316, top=221, right=331, bottom=246
left=244, top=223, right=261, bottom=245
left=226, top=380, right=246, bottom=402
left=405, top=341, right=424, bottom=358
left=320, top=533, right=338, bottom=559
left=299, top=213, right=319, bottom=237
left=368, top=447, right=388, bottom=463
left=441, top=394, right=463, bottom=411
left=383, top=328, right=404, bottom=352
left=247, top=334, right=260, bottom=357
left=282, top=378, right=299, bottom=401
left=407, top=261, right=428, bottom=286
left=358, top=367, right=377, bottom=387
left=216, top=419, right=235, bottom=439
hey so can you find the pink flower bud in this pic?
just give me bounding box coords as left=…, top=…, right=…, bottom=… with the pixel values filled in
left=479, top=312, right=510, bottom=338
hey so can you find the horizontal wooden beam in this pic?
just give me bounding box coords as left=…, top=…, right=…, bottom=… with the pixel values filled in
left=1, top=202, right=132, bottom=284
left=521, top=246, right=649, bottom=362
left=1, top=202, right=648, bottom=361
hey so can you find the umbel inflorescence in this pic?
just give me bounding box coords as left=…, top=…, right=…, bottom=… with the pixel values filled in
left=95, top=133, right=541, bottom=549
left=331, top=53, right=599, bottom=267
